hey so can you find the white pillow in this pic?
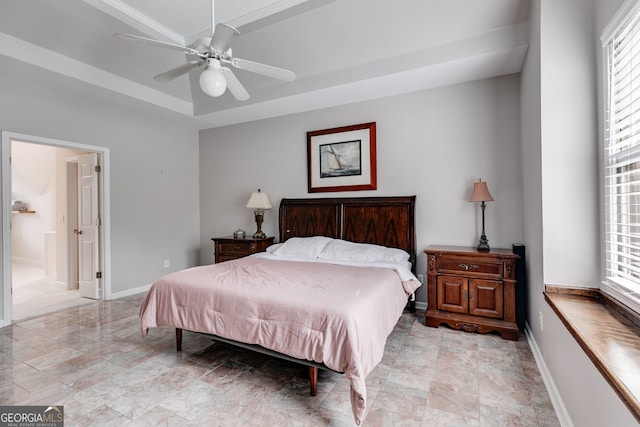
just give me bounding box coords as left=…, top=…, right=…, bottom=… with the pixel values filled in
left=265, top=243, right=283, bottom=254
left=318, top=239, right=410, bottom=264
left=271, top=236, right=333, bottom=258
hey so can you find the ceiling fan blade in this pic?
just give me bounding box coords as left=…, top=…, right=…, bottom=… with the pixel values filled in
left=230, top=57, right=296, bottom=81
left=221, top=67, right=249, bottom=101
left=209, top=23, right=240, bottom=54
left=154, top=61, right=203, bottom=82
left=114, top=33, right=200, bottom=56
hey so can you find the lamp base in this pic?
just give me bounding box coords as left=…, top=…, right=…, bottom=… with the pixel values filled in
left=253, top=211, right=266, bottom=239
left=477, top=202, right=490, bottom=252
left=477, top=236, right=490, bottom=252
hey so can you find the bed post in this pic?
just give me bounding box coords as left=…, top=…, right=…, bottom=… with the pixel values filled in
left=176, top=328, right=182, bottom=352
left=309, top=366, right=318, bottom=396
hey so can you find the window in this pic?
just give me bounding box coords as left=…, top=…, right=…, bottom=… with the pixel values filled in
left=603, top=0, right=640, bottom=312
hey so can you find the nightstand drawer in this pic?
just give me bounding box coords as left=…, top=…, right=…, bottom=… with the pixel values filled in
left=212, top=236, right=274, bottom=263
left=437, top=257, right=503, bottom=279
left=218, top=241, right=252, bottom=255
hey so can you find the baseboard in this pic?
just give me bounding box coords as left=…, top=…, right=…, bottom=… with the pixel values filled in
left=108, top=283, right=150, bottom=300
left=54, top=281, right=71, bottom=290
left=525, top=322, right=574, bottom=427
left=415, top=301, right=427, bottom=311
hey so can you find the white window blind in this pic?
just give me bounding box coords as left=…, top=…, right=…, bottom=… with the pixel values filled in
left=604, top=1, right=640, bottom=309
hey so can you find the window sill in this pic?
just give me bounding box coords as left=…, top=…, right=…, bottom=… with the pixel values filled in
left=544, top=286, right=640, bottom=423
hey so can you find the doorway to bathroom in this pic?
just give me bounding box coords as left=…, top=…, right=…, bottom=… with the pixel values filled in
left=1, top=132, right=110, bottom=323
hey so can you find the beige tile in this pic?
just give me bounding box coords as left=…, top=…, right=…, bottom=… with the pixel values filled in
left=372, top=380, right=429, bottom=420
left=422, top=406, right=481, bottom=426
left=132, top=406, right=189, bottom=427
left=0, top=296, right=559, bottom=426
left=426, top=381, right=480, bottom=420
left=365, top=406, right=423, bottom=426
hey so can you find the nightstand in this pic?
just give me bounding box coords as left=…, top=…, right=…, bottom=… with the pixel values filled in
left=424, top=245, right=520, bottom=340
left=212, top=236, right=275, bottom=263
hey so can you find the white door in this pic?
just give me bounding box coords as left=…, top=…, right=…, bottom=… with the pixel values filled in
left=77, top=153, right=101, bottom=299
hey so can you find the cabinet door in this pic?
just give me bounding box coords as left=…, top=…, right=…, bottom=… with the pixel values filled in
left=437, top=275, right=468, bottom=314
left=469, top=279, right=503, bottom=319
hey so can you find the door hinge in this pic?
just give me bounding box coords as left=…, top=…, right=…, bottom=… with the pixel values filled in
left=95, top=165, right=101, bottom=173
left=96, top=272, right=102, bottom=279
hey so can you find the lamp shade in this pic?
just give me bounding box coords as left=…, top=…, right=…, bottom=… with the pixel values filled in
left=469, top=179, right=494, bottom=202
left=246, top=190, right=272, bottom=210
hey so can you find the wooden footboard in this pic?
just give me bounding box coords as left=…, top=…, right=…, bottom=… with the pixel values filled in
left=176, top=328, right=326, bottom=396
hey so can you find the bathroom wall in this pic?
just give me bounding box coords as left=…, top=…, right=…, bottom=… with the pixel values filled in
left=11, top=141, right=55, bottom=265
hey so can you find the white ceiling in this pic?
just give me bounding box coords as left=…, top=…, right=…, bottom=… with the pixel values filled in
left=0, top=0, right=530, bottom=129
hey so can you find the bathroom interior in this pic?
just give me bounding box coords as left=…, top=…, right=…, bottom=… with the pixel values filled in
left=11, top=140, right=95, bottom=320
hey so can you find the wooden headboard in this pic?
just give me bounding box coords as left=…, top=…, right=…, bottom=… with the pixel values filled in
left=279, top=196, right=416, bottom=269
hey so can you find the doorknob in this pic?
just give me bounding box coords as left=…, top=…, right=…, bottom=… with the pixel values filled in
left=74, top=229, right=83, bottom=235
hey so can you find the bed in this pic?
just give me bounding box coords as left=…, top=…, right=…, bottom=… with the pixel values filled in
left=139, top=196, right=419, bottom=424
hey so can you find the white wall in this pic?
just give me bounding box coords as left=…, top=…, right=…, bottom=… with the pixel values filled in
left=0, top=73, right=201, bottom=323
left=541, top=0, right=599, bottom=288
left=521, top=0, right=638, bottom=425
left=10, top=142, right=55, bottom=264
left=199, top=74, right=524, bottom=305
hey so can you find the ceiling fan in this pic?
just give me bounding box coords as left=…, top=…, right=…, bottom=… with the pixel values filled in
left=113, top=2, right=295, bottom=101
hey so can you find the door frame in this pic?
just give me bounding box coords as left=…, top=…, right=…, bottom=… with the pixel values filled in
left=1, top=131, right=111, bottom=326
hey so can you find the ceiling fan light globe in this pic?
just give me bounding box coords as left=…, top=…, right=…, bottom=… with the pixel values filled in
left=200, top=68, right=227, bottom=97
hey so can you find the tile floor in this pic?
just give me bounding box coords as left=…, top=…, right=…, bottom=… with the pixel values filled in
left=12, top=262, right=94, bottom=321
left=0, top=294, right=560, bottom=426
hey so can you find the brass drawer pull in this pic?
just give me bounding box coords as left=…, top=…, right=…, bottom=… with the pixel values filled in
left=458, top=263, right=480, bottom=271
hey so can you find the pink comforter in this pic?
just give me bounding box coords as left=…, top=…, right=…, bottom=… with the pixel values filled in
left=139, top=256, right=418, bottom=424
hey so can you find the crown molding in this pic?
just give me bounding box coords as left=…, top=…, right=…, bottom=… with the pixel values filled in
left=82, top=0, right=185, bottom=44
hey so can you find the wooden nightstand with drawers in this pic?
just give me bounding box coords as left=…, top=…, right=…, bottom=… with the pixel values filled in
left=424, top=245, right=520, bottom=340
left=212, top=236, right=275, bottom=263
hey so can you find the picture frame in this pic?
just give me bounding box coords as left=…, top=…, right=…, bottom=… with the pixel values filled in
left=307, top=122, right=377, bottom=193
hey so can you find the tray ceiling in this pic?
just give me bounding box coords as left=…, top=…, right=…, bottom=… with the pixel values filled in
left=0, top=0, right=530, bottom=129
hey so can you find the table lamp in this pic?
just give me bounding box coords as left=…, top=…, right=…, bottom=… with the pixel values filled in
left=469, top=179, right=494, bottom=252
left=246, top=189, right=272, bottom=239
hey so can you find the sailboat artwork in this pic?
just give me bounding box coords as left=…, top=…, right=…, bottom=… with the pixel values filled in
left=320, top=140, right=362, bottom=178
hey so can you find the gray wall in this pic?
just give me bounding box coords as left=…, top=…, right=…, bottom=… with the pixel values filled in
left=0, top=73, right=201, bottom=314
left=199, top=74, right=524, bottom=305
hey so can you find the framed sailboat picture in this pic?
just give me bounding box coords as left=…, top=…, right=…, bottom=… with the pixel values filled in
left=307, top=122, right=377, bottom=193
